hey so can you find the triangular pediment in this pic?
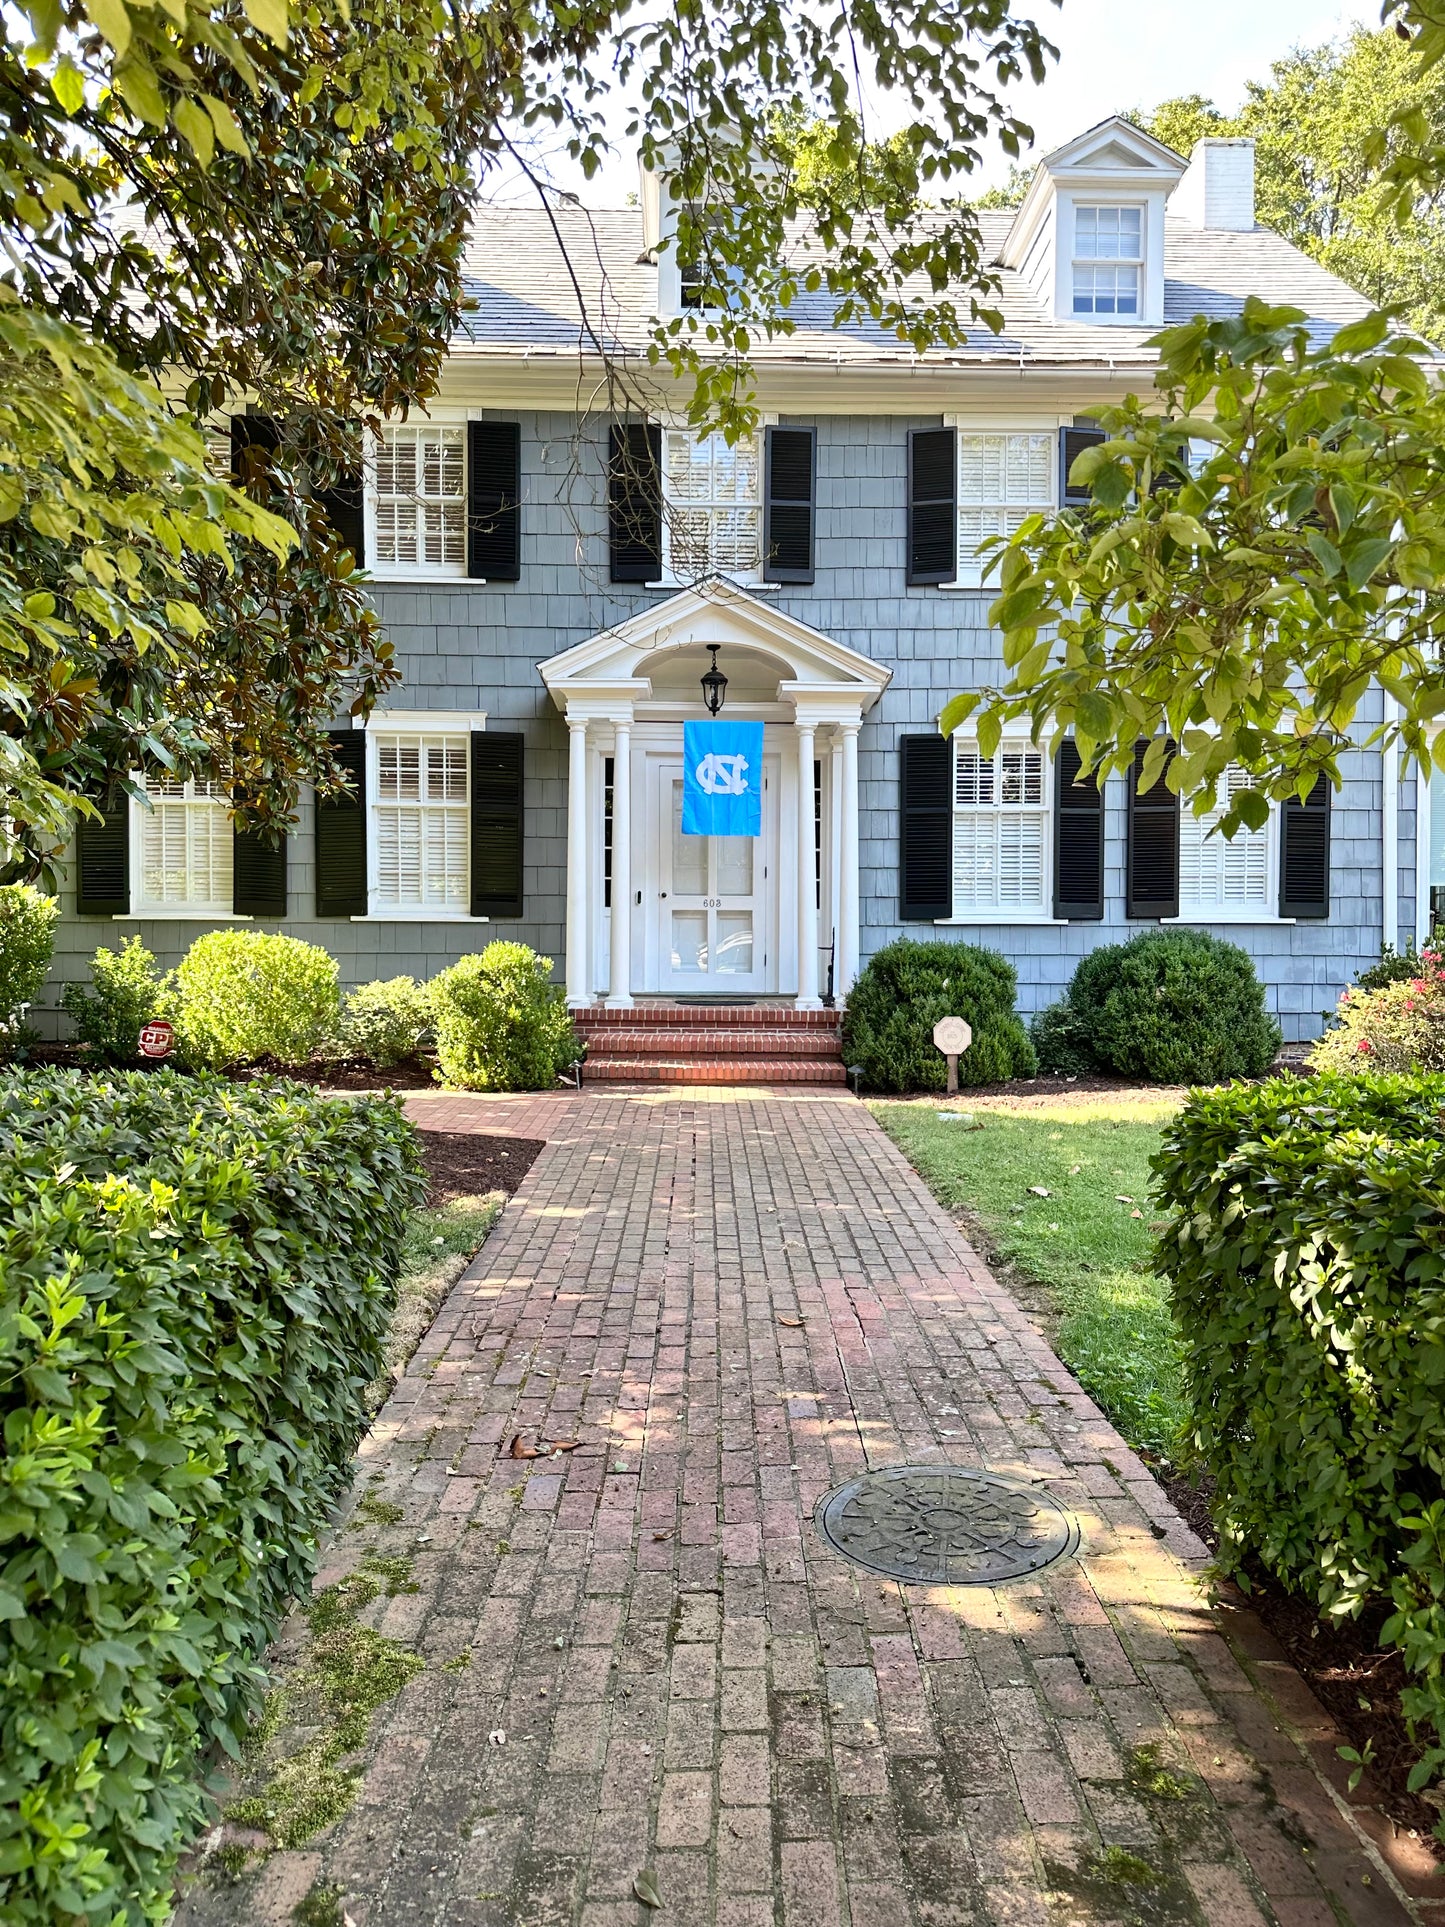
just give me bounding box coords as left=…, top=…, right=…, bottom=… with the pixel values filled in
left=1042, top=115, right=1188, bottom=179
left=539, top=577, right=891, bottom=707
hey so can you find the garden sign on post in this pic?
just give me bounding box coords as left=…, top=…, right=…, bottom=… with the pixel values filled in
left=933, top=1016, right=972, bottom=1096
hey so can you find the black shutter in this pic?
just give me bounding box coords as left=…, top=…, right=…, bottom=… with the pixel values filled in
left=467, top=421, right=521, bottom=582
left=1126, top=739, right=1180, bottom=920
left=76, top=801, right=129, bottom=915
left=764, top=426, right=815, bottom=583
left=907, top=428, right=956, bottom=586
left=470, top=731, right=523, bottom=919
left=1054, top=737, right=1104, bottom=919
left=231, top=414, right=280, bottom=501
left=609, top=424, right=662, bottom=583
left=315, top=729, right=367, bottom=918
left=1060, top=425, right=1106, bottom=509
left=315, top=438, right=364, bottom=569
left=900, top=734, right=952, bottom=920
left=233, top=827, right=287, bottom=917
left=1280, top=775, right=1331, bottom=919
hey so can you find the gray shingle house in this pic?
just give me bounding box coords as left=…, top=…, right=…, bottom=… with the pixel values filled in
left=49, top=116, right=1440, bottom=1059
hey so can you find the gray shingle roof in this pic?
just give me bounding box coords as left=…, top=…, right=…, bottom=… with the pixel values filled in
left=454, top=205, right=1371, bottom=364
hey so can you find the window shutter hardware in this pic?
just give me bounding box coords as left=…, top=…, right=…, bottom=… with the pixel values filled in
left=315, top=729, right=368, bottom=917
left=907, top=428, right=956, bottom=586
left=233, top=826, right=287, bottom=917
left=899, top=733, right=952, bottom=919
left=764, top=426, right=815, bottom=583
left=1053, top=737, right=1105, bottom=919
left=77, top=798, right=130, bottom=915
left=609, top=424, right=662, bottom=583
left=1279, top=774, right=1331, bottom=919
left=470, top=730, right=524, bottom=918
left=467, top=421, right=521, bottom=581
left=1126, top=738, right=1180, bottom=919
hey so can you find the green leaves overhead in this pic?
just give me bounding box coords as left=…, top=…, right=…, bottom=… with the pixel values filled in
left=966, top=296, right=1445, bottom=833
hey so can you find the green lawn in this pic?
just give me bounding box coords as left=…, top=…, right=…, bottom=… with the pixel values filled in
left=871, top=1092, right=1186, bottom=1459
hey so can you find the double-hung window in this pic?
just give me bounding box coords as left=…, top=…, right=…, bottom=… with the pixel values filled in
left=1072, top=206, right=1142, bottom=317
left=1179, top=765, right=1273, bottom=916
left=136, top=777, right=233, bottom=915
left=957, top=432, right=1054, bottom=586
left=952, top=742, right=1049, bottom=916
left=371, top=731, right=471, bottom=912
left=662, top=429, right=761, bottom=580
left=373, top=425, right=466, bottom=574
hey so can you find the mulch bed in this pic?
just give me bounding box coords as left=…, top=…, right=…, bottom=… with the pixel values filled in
left=415, top=1129, right=544, bottom=1206
left=1157, top=1463, right=1445, bottom=1858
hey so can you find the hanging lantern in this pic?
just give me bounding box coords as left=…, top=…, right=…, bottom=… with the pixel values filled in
left=700, top=644, right=728, bottom=716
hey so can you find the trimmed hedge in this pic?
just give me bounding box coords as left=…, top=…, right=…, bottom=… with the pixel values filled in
left=171, top=929, right=340, bottom=1069
left=431, top=943, right=579, bottom=1091
left=1045, top=930, right=1279, bottom=1083
left=0, top=1069, right=425, bottom=1923
left=842, top=939, right=1036, bottom=1092
left=1154, top=1073, right=1445, bottom=1816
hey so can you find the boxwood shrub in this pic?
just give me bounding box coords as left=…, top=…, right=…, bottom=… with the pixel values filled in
left=1043, top=930, right=1279, bottom=1083
left=1154, top=1073, right=1445, bottom=1817
left=842, top=938, right=1036, bottom=1092
left=0, top=1069, right=425, bottom=1923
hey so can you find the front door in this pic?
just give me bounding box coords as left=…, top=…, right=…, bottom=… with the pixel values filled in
left=646, top=754, right=778, bottom=993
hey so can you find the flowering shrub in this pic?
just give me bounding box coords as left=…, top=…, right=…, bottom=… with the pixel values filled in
left=1311, top=950, right=1445, bottom=1074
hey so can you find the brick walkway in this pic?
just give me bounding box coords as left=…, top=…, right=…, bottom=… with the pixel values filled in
left=185, top=1090, right=1432, bottom=1927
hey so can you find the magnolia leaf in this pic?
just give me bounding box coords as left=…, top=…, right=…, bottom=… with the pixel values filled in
left=1344, top=536, right=1394, bottom=591
left=241, top=0, right=288, bottom=43
left=81, top=0, right=131, bottom=55
left=634, top=1870, right=663, bottom=1909
left=202, top=93, right=250, bottom=157
left=49, top=56, right=85, bottom=114
left=172, top=95, right=215, bottom=166
left=938, top=692, right=976, bottom=738
left=114, top=56, right=168, bottom=128
left=975, top=709, right=1003, bottom=760
left=1330, top=311, right=1391, bottom=356
left=1305, top=529, right=1343, bottom=579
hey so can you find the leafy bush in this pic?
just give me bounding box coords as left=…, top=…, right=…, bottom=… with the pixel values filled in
left=0, top=883, right=59, bottom=1046
left=1312, top=950, right=1445, bottom=1074
left=61, top=937, right=168, bottom=1064
left=336, top=975, right=433, bottom=1069
left=1031, top=997, right=1099, bottom=1076
left=0, top=1068, right=425, bottom=1923
left=842, top=939, right=1036, bottom=1093
left=171, top=929, right=340, bottom=1068
left=1352, top=935, right=1445, bottom=994
left=1059, top=930, right=1279, bottom=1084
left=430, top=943, right=579, bottom=1091
left=1154, top=1073, right=1445, bottom=1826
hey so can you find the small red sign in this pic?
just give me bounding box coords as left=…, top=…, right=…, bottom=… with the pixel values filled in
left=138, top=1019, right=174, bottom=1060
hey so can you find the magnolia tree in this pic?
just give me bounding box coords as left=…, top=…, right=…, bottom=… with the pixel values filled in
left=1, top=0, right=1057, bottom=878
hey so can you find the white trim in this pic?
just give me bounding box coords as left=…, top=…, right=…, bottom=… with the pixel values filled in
left=660, top=426, right=764, bottom=588
left=365, top=723, right=473, bottom=917
left=129, top=776, right=236, bottom=920
left=350, top=914, right=490, bottom=924
left=939, top=421, right=1057, bottom=590
left=1162, top=916, right=1296, bottom=927
left=369, top=709, right=488, bottom=732
left=364, top=415, right=470, bottom=583
left=115, top=912, right=253, bottom=923
left=1384, top=696, right=1400, bottom=952
left=949, top=736, right=1053, bottom=920
left=1418, top=758, right=1434, bottom=946
left=935, top=916, right=1071, bottom=927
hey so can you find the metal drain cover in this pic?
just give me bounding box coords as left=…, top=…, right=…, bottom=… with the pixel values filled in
left=814, top=1464, right=1078, bottom=1585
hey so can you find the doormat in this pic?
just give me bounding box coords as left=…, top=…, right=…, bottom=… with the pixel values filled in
left=814, top=1465, right=1078, bottom=1585
left=670, top=997, right=758, bottom=1006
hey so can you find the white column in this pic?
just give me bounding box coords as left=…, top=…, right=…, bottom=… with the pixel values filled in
left=829, top=732, right=844, bottom=1000
left=1383, top=703, right=1399, bottom=956
left=796, top=720, right=820, bottom=1007
left=608, top=722, right=633, bottom=1006
left=1419, top=758, right=1435, bottom=947
left=565, top=716, right=590, bottom=1007
left=839, top=721, right=861, bottom=1000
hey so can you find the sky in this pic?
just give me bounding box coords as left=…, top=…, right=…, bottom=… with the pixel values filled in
left=492, top=0, right=1375, bottom=207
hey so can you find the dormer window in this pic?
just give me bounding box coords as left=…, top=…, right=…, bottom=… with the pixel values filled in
left=1072, top=206, right=1142, bottom=317
left=679, top=208, right=728, bottom=310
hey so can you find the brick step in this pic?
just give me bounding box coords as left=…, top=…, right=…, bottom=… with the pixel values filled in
left=575, top=1004, right=841, bottom=1031
left=581, top=1026, right=843, bottom=1059
left=582, top=1056, right=848, bottom=1086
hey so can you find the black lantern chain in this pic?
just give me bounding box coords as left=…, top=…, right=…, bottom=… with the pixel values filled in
left=700, top=645, right=728, bottom=716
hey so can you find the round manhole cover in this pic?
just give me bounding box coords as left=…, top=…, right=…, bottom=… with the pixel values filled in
left=814, top=1464, right=1079, bottom=1585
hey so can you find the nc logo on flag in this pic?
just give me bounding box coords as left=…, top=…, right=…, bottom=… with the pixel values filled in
left=682, top=719, right=763, bottom=836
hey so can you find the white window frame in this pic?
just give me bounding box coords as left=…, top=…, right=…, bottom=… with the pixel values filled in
left=941, top=423, right=1057, bottom=589
left=659, top=423, right=769, bottom=587
left=349, top=712, right=492, bottom=923
left=128, top=775, right=241, bottom=920
left=364, top=417, right=469, bottom=582
left=940, top=734, right=1058, bottom=925
left=1173, top=765, right=1280, bottom=924
left=1070, top=202, right=1144, bottom=322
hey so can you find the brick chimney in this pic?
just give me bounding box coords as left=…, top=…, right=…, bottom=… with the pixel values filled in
left=1171, top=138, right=1255, bottom=232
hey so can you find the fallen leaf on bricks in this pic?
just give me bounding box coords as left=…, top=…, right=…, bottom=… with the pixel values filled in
left=634, top=1870, right=662, bottom=1909
left=546, top=1439, right=581, bottom=1453
left=652, top=1532, right=670, bottom=1542
left=508, top=1435, right=541, bottom=1460
left=778, top=1317, right=805, bottom=1328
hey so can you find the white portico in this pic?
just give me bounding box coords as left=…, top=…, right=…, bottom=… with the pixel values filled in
left=540, top=579, right=889, bottom=1009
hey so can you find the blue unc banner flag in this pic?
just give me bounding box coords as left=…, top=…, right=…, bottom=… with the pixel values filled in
left=682, top=720, right=764, bottom=837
